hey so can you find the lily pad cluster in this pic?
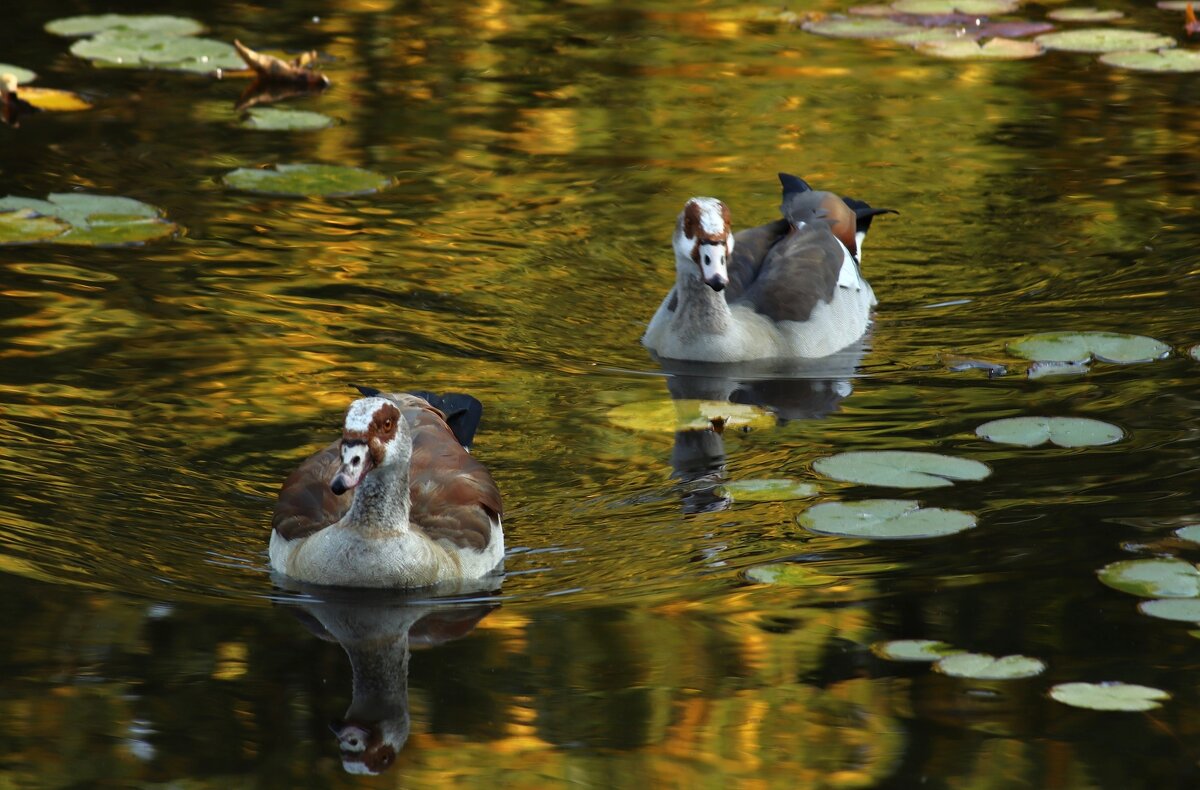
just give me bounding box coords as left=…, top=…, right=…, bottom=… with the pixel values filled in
left=0, top=193, right=176, bottom=246
left=48, top=14, right=241, bottom=74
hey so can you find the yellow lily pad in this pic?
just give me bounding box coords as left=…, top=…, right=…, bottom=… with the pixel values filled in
left=606, top=398, right=775, bottom=433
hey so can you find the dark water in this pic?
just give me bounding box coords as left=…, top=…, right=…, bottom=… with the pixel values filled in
left=2, top=0, right=1199, bottom=786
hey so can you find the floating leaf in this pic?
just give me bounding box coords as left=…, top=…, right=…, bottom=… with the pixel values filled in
left=1049, top=681, right=1170, bottom=711
left=798, top=499, right=977, bottom=539
left=606, top=398, right=774, bottom=433
left=1191, top=344, right=1200, bottom=361
left=895, top=28, right=968, bottom=44
left=223, top=163, right=392, bottom=197
left=872, top=639, right=964, bottom=661
left=935, top=652, right=1046, bottom=679
left=233, top=40, right=329, bottom=87
left=1100, top=48, right=1200, bottom=72
left=0, top=193, right=176, bottom=246
left=892, top=0, right=1018, bottom=12
left=917, top=37, right=1045, bottom=58
left=0, top=209, right=70, bottom=245
left=19, top=87, right=92, bottom=112
left=1035, top=28, right=1177, bottom=53
left=1008, top=331, right=1170, bottom=364
left=1175, top=525, right=1200, bottom=544
left=1098, top=558, right=1200, bottom=598
left=0, top=64, right=36, bottom=84
left=813, top=450, right=990, bottom=488
left=45, top=14, right=204, bottom=37
left=70, top=30, right=242, bottom=73
left=1047, top=7, right=1124, bottom=21
left=1027, top=360, right=1090, bottom=379
left=975, top=416, right=1124, bottom=447
left=1138, top=598, right=1200, bottom=623
left=1156, top=1, right=1192, bottom=9
left=716, top=479, right=818, bottom=502
left=242, top=107, right=335, bottom=130
left=849, top=4, right=904, bottom=15
left=803, top=17, right=923, bottom=38
left=744, top=564, right=845, bottom=587
left=977, top=21, right=1057, bottom=37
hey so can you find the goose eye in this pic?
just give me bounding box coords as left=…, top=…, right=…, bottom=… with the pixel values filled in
left=384, top=418, right=393, bottom=430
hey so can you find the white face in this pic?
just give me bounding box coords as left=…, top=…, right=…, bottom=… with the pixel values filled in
left=673, top=197, right=734, bottom=292
left=330, top=397, right=409, bottom=495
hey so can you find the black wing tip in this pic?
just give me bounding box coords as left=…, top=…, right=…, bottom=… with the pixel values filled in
left=778, top=172, right=813, bottom=196
left=407, top=390, right=485, bottom=449
left=351, top=384, right=383, bottom=397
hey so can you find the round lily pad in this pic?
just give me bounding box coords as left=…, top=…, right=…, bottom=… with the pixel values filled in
left=0, top=193, right=176, bottom=246
left=606, top=398, right=774, bottom=433
left=872, top=639, right=964, bottom=661
left=935, top=652, right=1046, bottom=679
left=1175, top=525, right=1200, bottom=544
left=798, top=499, right=977, bottom=539
left=1100, top=48, right=1200, bottom=72
left=813, top=450, right=990, bottom=488
left=1138, top=598, right=1200, bottom=623
left=1035, top=28, right=1177, bottom=53
left=895, top=28, right=968, bottom=45
left=1049, top=681, right=1170, bottom=711
left=977, top=21, right=1057, bottom=37
left=45, top=14, right=204, bottom=37
left=242, top=107, right=335, bottom=131
left=0, top=64, right=36, bottom=84
left=1097, top=558, right=1200, bottom=598
left=892, top=0, right=1019, bottom=13
left=0, top=209, right=70, bottom=245
left=223, top=164, right=392, bottom=197
left=849, top=4, right=903, bottom=16
left=70, top=31, right=242, bottom=73
left=1047, top=7, right=1124, bottom=21
left=744, top=564, right=844, bottom=587
left=1156, top=1, right=1192, bottom=9
left=916, top=37, right=1045, bottom=59
left=803, top=17, right=923, bottom=39
left=1191, top=344, right=1200, bottom=361
left=1008, top=331, right=1170, bottom=363
left=715, top=479, right=818, bottom=503
left=974, top=416, right=1124, bottom=448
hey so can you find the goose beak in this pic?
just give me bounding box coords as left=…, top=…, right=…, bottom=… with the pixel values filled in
left=331, top=441, right=374, bottom=495
left=704, top=274, right=727, bottom=292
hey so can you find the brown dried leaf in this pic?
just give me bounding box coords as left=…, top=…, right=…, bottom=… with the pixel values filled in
left=232, top=39, right=330, bottom=87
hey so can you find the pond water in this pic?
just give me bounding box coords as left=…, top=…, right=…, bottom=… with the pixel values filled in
left=2, top=0, right=1200, bottom=786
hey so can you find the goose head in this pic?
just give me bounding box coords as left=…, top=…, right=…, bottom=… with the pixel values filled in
left=673, top=197, right=735, bottom=292
left=331, top=397, right=410, bottom=495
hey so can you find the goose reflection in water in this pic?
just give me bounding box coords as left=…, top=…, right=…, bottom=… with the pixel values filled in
left=274, top=577, right=500, bottom=775
left=657, top=343, right=866, bottom=513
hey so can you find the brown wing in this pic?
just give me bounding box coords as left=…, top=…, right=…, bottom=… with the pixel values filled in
left=733, top=224, right=845, bottom=323
left=272, top=440, right=353, bottom=541
left=392, top=393, right=503, bottom=553
left=726, top=218, right=789, bottom=304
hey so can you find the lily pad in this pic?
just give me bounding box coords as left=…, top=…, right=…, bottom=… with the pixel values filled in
left=1190, top=344, right=1200, bottom=361
left=1027, top=360, right=1089, bottom=379
left=1049, top=681, right=1170, bottom=711
left=0, top=193, right=176, bottom=246
left=1138, top=598, right=1200, bottom=623
left=872, top=639, right=964, bottom=661
left=70, top=31, right=242, bottom=73
left=223, top=164, right=392, bottom=197
left=1047, top=7, right=1124, bottom=21
left=974, top=416, right=1123, bottom=447
left=744, top=564, right=845, bottom=587
left=935, top=652, right=1046, bottom=679
left=1008, top=331, right=1170, bottom=364
left=849, top=4, right=904, bottom=16
left=1156, top=1, right=1192, bottom=9
left=798, top=499, right=977, bottom=539
left=803, top=17, right=923, bottom=39
left=977, top=21, right=1057, bottom=37
left=0, top=209, right=70, bottom=245
left=0, top=64, right=36, bottom=84
left=715, top=479, right=818, bottom=503
left=45, top=14, right=205, bottom=37
left=1097, top=558, right=1200, bottom=598
left=1100, top=48, right=1200, bottom=72
left=19, top=87, right=92, bottom=112
left=606, top=398, right=775, bottom=433
left=242, top=107, right=335, bottom=131
left=1175, top=525, right=1200, bottom=544
left=813, top=450, right=990, bottom=488
left=1035, top=28, right=1177, bottom=53
left=916, top=37, right=1045, bottom=58
left=891, top=0, right=1018, bottom=12
left=895, top=28, right=968, bottom=45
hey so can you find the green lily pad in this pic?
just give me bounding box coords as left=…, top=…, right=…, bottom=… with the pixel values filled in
left=70, top=30, right=241, bottom=73
left=1008, top=331, right=1170, bottom=364
left=872, top=639, right=964, bottom=661
left=606, top=398, right=775, bottom=433
left=895, top=28, right=967, bottom=45
left=223, top=164, right=392, bottom=197
left=0, top=193, right=176, bottom=246
left=798, top=499, right=977, bottom=539
left=813, top=451, right=990, bottom=488
left=1138, top=598, right=1200, bottom=623
left=46, top=14, right=204, bottom=37
left=1097, top=558, right=1200, bottom=598
left=1156, top=1, right=1192, bottom=9
left=892, top=0, right=1019, bottom=12
left=974, top=416, right=1124, bottom=447
left=850, top=4, right=903, bottom=15
left=1175, top=525, right=1200, bottom=544
left=1035, top=28, right=1177, bottom=53
left=1100, top=48, right=1200, bottom=72
left=1047, top=7, right=1124, bottom=21
left=1049, top=681, right=1170, bottom=711
left=0, top=64, right=36, bottom=84
left=242, top=107, right=336, bottom=131
left=1190, top=344, right=1200, bottom=361
left=916, top=37, right=1046, bottom=59
left=715, top=479, right=818, bottom=503
left=0, top=209, right=70, bottom=245
left=935, top=653, right=1046, bottom=679
left=803, top=17, right=923, bottom=39
left=744, top=564, right=845, bottom=587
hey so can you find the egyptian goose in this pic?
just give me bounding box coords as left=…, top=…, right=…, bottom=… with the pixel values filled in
left=642, top=173, right=895, bottom=362
left=269, top=387, right=504, bottom=588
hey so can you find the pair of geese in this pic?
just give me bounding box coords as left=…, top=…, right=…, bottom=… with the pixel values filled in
left=270, top=174, right=896, bottom=588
